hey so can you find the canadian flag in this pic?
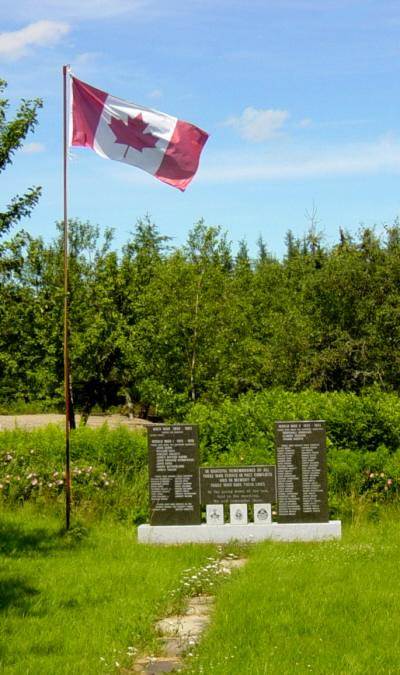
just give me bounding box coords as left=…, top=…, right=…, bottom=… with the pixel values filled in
left=69, top=76, right=209, bottom=191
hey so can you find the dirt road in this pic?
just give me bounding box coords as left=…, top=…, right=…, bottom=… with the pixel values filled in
left=0, top=413, right=153, bottom=432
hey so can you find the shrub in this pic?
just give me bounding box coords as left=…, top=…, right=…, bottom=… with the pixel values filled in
left=0, top=425, right=148, bottom=522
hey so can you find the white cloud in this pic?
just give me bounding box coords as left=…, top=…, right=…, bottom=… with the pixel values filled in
left=224, top=107, right=289, bottom=142
left=0, top=21, right=69, bottom=60
left=21, top=142, right=45, bottom=154
left=199, top=136, right=400, bottom=183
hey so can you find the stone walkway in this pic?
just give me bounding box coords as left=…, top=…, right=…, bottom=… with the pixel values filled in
left=130, top=557, right=247, bottom=674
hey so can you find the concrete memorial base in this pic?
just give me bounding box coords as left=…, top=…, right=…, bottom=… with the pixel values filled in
left=138, top=520, right=341, bottom=544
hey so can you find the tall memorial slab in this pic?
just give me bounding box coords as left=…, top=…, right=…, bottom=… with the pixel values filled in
left=148, top=425, right=201, bottom=525
left=275, top=420, right=329, bottom=523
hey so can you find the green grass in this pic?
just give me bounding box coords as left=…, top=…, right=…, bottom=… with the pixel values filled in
left=0, top=506, right=214, bottom=674
left=185, top=512, right=400, bottom=674
left=3, top=506, right=400, bottom=675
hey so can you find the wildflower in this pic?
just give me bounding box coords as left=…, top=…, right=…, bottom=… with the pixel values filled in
left=0, top=484, right=3, bottom=489
left=31, top=478, right=38, bottom=486
left=4, top=453, right=13, bottom=462
left=30, top=449, right=34, bottom=455
left=387, top=479, right=393, bottom=486
left=369, top=473, right=374, bottom=479
left=380, top=472, right=385, bottom=478
left=48, top=482, right=53, bottom=488
left=56, top=479, right=64, bottom=486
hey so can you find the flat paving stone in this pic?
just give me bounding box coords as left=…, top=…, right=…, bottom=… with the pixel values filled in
left=186, top=597, right=214, bottom=616
left=220, top=557, right=247, bottom=570
left=133, top=656, right=182, bottom=673
left=155, top=614, right=210, bottom=639
left=158, top=637, right=187, bottom=657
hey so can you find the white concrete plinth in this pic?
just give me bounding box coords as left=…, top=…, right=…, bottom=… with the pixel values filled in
left=137, top=520, right=341, bottom=544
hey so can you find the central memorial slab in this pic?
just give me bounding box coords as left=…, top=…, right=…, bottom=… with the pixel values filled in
left=200, top=465, right=276, bottom=504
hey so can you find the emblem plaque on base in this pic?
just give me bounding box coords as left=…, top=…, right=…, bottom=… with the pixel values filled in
left=254, top=503, right=272, bottom=524
left=206, top=504, right=224, bottom=525
left=230, top=503, right=248, bottom=525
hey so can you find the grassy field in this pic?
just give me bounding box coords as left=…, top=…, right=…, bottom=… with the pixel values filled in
left=186, top=512, right=400, bottom=675
left=1, top=507, right=400, bottom=674
left=0, top=506, right=214, bottom=674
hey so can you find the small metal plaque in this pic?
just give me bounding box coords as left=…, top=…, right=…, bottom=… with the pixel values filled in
left=200, top=465, right=276, bottom=504
left=275, top=421, right=329, bottom=524
left=230, top=503, right=248, bottom=525
left=206, top=504, right=224, bottom=525
left=148, top=425, right=201, bottom=525
left=254, top=503, right=272, bottom=524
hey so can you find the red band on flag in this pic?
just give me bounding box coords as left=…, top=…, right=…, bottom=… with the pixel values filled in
left=71, top=78, right=107, bottom=148
left=155, top=120, right=209, bottom=191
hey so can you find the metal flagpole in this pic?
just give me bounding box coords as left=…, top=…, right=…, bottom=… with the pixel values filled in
left=63, top=64, right=72, bottom=530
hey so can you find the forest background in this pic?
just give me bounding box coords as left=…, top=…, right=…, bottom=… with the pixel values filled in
left=1, top=212, right=399, bottom=419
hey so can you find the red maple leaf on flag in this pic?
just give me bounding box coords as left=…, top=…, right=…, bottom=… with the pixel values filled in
left=108, top=113, right=158, bottom=156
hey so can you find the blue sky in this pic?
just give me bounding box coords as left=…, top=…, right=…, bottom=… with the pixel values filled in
left=1, top=0, right=400, bottom=257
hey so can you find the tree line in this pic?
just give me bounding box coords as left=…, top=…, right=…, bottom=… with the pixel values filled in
left=1, top=215, right=399, bottom=417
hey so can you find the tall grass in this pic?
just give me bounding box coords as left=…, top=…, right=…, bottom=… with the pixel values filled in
left=0, top=425, right=149, bottom=522
left=1, top=399, right=400, bottom=522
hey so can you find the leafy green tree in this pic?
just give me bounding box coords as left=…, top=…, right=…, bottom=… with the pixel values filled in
left=0, top=79, right=42, bottom=240
left=0, top=79, right=43, bottom=405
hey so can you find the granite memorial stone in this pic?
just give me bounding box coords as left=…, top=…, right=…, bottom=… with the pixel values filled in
left=275, top=420, right=329, bottom=523
left=148, top=424, right=201, bottom=525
